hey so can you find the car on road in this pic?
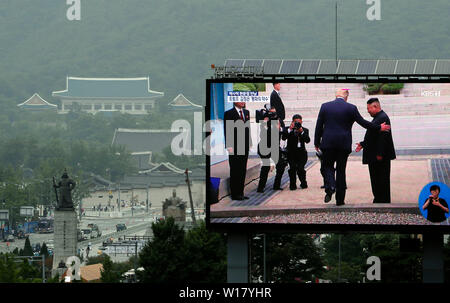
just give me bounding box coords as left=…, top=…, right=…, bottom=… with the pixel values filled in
left=116, top=224, right=127, bottom=232
left=102, top=237, right=114, bottom=247
left=87, top=223, right=102, bottom=238
left=5, top=235, right=15, bottom=242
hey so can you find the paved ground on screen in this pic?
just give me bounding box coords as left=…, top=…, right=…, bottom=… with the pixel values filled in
left=210, top=154, right=449, bottom=225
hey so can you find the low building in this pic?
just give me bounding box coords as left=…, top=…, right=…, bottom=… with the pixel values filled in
left=52, top=77, right=164, bottom=114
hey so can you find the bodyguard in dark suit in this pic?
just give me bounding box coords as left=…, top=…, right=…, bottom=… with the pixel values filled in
left=270, top=83, right=286, bottom=128
left=224, top=102, right=252, bottom=200
left=314, top=89, right=391, bottom=205
left=356, top=98, right=396, bottom=203
left=283, top=114, right=310, bottom=190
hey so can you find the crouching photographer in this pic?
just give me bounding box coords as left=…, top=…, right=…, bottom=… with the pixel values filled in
left=256, top=105, right=288, bottom=193
left=283, top=114, right=310, bottom=190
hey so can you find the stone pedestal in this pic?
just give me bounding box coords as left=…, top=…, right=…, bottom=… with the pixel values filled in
left=52, top=209, right=78, bottom=277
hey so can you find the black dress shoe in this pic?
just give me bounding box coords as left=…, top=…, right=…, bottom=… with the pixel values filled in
left=290, top=186, right=297, bottom=191
left=273, top=187, right=283, bottom=191
left=324, top=189, right=334, bottom=203
left=320, top=185, right=325, bottom=189
left=300, top=183, right=308, bottom=189
left=336, top=202, right=345, bottom=206
left=243, top=196, right=250, bottom=199
left=257, top=189, right=264, bottom=193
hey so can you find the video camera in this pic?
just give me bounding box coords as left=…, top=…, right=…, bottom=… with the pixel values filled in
left=255, top=104, right=278, bottom=123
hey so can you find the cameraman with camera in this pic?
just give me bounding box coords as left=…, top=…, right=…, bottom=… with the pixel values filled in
left=256, top=105, right=288, bottom=193
left=283, top=114, right=310, bottom=190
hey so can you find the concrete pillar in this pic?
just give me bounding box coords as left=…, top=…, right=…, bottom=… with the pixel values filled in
left=227, top=233, right=248, bottom=283
left=52, top=210, right=78, bottom=277
left=423, top=232, right=444, bottom=283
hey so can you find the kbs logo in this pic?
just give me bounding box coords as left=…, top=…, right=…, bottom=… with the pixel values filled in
left=421, top=90, right=441, bottom=97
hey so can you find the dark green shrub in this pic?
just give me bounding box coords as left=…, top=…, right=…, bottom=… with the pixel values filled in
left=381, top=83, right=404, bottom=94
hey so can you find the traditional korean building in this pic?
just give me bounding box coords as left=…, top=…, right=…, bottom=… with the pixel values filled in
left=17, top=93, right=57, bottom=111
left=168, top=93, right=202, bottom=111
left=112, top=128, right=186, bottom=171
left=52, top=77, right=164, bottom=114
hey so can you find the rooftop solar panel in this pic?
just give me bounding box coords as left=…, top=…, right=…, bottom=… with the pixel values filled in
left=337, top=60, right=358, bottom=74
left=279, top=60, right=301, bottom=74
left=395, top=60, right=416, bottom=74
left=375, top=60, right=396, bottom=74
left=414, top=60, right=436, bottom=74
left=243, top=59, right=263, bottom=68
left=263, top=60, right=282, bottom=74
left=299, top=60, right=320, bottom=74
left=223, top=59, right=450, bottom=75
left=435, top=60, right=450, bottom=74
left=225, top=59, right=244, bottom=68
left=356, top=60, right=377, bottom=74
left=317, top=60, right=338, bottom=74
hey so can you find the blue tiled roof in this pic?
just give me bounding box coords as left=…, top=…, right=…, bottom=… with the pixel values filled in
left=52, top=77, right=164, bottom=99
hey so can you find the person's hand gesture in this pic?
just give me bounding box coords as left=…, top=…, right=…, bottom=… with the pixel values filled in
left=380, top=122, right=391, bottom=132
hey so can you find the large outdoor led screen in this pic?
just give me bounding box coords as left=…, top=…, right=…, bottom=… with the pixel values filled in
left=206, top=80, right=450, bottom=232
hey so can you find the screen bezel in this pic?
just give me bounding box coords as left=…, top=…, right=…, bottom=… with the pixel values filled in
left=205, top=77, right=450, bottom=233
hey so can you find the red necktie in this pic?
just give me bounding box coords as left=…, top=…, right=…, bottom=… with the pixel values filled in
left=239, top=110, right=244, bottom=121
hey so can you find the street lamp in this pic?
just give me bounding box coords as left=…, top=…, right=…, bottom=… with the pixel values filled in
left=146, top=183, right=149, bottom=213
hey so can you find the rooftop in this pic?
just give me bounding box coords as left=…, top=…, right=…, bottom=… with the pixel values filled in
left=52, top=77, right=164, bottom=99
left=112, top=128, right=184, bottom=154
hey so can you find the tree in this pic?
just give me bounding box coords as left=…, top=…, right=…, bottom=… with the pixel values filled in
left=22, top=236, right=33, bottom=256
left=40, top=242, right=49, bottom=258
left=100, top=254, right=121, bottom=283
left=0, top=253, right=20, bottom=282
left=251, top=233, right=324, bottom=283
left=138, top=217, right=186, bottom=283
left=183, top=221, right=226, bottom=282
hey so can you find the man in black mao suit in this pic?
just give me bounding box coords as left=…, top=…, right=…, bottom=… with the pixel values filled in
left=224, top=102, right=252, bottom=200
left=314, top=89, right=391, bottom=206
left=356, top=98, right=396, bottom=203
left=270, top=83, right=286, bottom=128
left=283, top=114, right=310, bottom=190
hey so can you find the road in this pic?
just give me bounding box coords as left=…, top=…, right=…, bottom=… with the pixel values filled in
left=0, top=208, right=160, bottom=255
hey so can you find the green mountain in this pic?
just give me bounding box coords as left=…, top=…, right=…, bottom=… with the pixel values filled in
left=0, top=0, right=449, bottom=105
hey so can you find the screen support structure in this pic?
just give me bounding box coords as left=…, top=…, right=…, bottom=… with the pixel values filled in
left=422, top=232, right=444, bottom=283
left=227, top=233, right=249, bottom=283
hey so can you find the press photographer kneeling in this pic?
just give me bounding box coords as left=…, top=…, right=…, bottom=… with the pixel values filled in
left=256, top=105, right=288, bottom=193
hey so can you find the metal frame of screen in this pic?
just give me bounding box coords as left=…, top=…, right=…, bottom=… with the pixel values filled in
left=205, top=76, right=450, bottom=233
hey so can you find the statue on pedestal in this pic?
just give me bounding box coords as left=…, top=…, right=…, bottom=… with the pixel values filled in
left=53, top=172, right=76, bottom=210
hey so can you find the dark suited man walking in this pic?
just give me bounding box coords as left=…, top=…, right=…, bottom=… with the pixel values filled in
left=356, top=98, right=396, bottom=203
left=270, top=83, right=286, bottom=128
left=314, top=89, right=391, bottom=206
left=224, top=102, right=252, bottom=200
